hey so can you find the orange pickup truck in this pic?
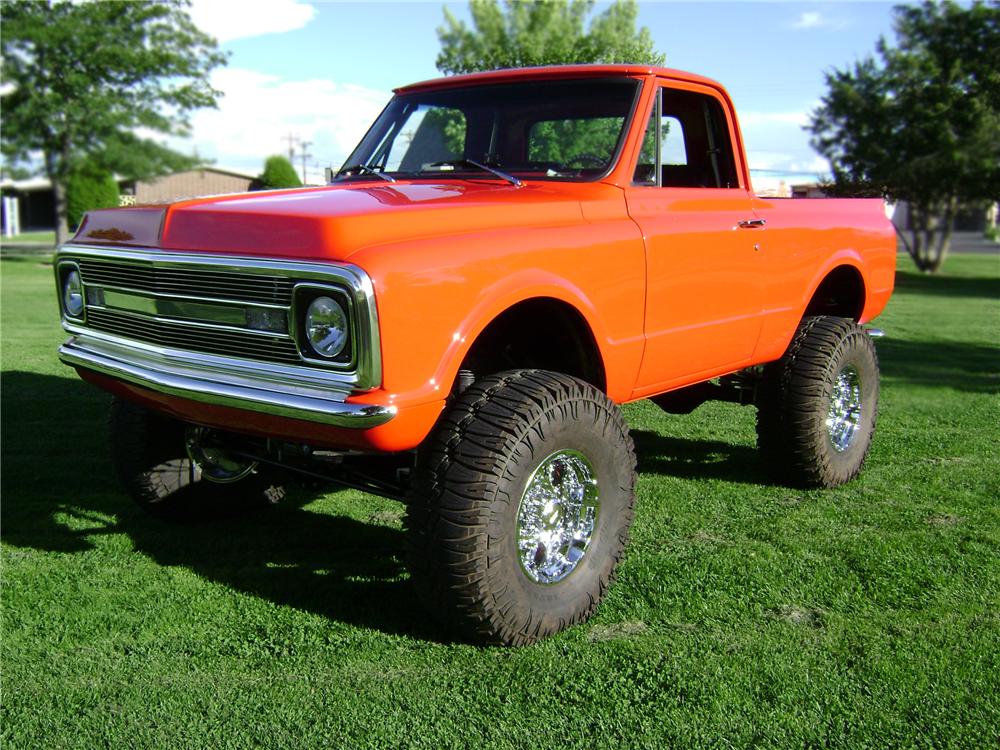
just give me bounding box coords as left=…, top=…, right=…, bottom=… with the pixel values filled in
left=55, top=65, right=896, bottom=645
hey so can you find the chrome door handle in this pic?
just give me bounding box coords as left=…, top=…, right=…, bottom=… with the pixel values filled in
left=738, top=218, right=766, bottom=229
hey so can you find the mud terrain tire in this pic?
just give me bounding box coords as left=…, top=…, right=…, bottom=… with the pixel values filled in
left=406, top=370, right=637, bottom=646
left=109, top=397, right=285, bottom=522
left=756, top=316, right=879, bottom=488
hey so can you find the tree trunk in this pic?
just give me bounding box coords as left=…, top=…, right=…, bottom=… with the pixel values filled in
left=924, top=197, right=958, bottom=273
left=908, top=204, right=932, bottom=272
left=52, top=179, right=69, bottom=248
left=907, top=201, right=954, bottom=274
left=45, top=148, right=70, bottom=248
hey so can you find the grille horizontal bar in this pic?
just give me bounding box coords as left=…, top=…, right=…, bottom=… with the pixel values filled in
left=78, top=258, right=294, bottom=306
left=86, top=309, right=302, bottom=365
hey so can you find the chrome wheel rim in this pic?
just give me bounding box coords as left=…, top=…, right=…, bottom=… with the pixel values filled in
left=826, top=365, right=863, bottom=452
left=516, top=450, right=599, bottom=585
left=185, top=426, right=258, bottom=484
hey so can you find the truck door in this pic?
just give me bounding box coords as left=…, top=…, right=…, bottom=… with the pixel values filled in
left=625, top=82, right=764, bottom=394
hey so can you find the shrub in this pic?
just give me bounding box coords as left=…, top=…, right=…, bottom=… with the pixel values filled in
left=66, top=169, right=119, bottom=230
left=258, top=156, right=302, bottom=189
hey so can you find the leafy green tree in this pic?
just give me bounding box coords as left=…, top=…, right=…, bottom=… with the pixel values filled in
left=66, top=166, right=119, bottom=231
left=809, top=1, right=1000, bottom=272
left=258, top=156, right=303, bottom=189
left=436, top=0, right=664, bottom=75
left=1, top=0, right=226, bottom=246
left=433, top=1, right=663, bottom=170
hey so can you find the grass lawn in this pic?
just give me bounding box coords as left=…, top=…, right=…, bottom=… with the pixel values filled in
left=1, top=230, right=56, bottom=246
left=2, top=254, right=998, bottom=749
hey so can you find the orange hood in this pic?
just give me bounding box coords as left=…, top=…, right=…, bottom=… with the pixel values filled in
left=72, top=181, right=599, bottom=262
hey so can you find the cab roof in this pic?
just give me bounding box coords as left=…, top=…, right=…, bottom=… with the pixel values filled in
left=395, top=64, right=726, bottom=94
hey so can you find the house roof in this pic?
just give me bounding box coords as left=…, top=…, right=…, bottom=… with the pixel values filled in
left=2, top=166, right=257, bottom=193
left=0, top=176, right=53, bottom=192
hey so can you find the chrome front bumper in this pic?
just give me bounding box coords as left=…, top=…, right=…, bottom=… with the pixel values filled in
left=60, top=334, right=396, bottom=428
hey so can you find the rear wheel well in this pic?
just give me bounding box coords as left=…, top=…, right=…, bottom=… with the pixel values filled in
left=458, top=298, right=606, bottom=392
left=805, top=266, right=866, bottom=321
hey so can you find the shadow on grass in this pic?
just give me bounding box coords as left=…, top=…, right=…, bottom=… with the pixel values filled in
left=894, top=269, right=1000, bottom=301
left=0, top=370, right=443, bottom=643
left=877, top=338, right=999, bottom=394
left=631, top=428, right=771, bottom=485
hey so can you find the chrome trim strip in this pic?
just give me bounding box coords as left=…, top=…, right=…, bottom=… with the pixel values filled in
left=60, top=335, right=396, bottom=428
left=87, top=283, right=289, bottom=311
left=100, top=290, right=259, bottom=328
left=81, top=304, right=293, bottom=339
left=56, top=244, right=383, bottom=389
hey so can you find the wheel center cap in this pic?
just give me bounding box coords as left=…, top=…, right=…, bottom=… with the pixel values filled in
left=516, top=450, right=600, bottom=584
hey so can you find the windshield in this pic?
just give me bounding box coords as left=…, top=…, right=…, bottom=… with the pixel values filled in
left=339, top=78, right=641, bottom=183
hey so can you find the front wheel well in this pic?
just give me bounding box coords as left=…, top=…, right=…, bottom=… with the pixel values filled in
left=805, top=265, right=866, bottom=321
left=458, top=298, right=606, bottom=392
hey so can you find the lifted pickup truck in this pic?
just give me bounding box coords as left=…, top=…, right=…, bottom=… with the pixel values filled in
left=56, top=65, right=895, bottom=645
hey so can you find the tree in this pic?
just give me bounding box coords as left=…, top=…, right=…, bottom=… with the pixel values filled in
left=1, top=0, right=226, bottom=246
left=257, top=156, right=303, bottom=189
left=66, top=166, right=119, bottom=231
left=809, top=1, right=1000, bottom=272
left=436, top=0, right=664, bottom=75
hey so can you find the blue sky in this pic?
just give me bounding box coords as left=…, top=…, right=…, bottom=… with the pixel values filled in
left=184, top=0, right=903, bottom=186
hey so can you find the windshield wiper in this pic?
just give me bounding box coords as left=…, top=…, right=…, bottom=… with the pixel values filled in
left=335, top=164, right=396, bottom=183
left=426, top=159, right=523, bottom=188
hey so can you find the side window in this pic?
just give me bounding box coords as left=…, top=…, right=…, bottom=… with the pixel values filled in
left=632, top=87, right=739, bottom=189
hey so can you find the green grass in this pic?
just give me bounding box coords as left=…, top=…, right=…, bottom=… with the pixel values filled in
left=3, top=254, right=998, bottom=749
left=1, top=230, right=56, bottom=245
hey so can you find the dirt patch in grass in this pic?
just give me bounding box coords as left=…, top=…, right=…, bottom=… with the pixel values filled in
left=770, top=605, right=826, bottom=629
left=689, top=529, right=733, bottom=545
left=925, top=513, right=964, bottom=527
left=587, top=620, right=648, bottom=641
left=368, top=509, right=404, bottom=527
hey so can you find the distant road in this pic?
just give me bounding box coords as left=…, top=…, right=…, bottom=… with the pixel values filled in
left=898, top=230, right=999, bottom=256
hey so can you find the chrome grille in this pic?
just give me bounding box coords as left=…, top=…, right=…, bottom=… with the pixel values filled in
left=57, top=245, right=383, bottom=393
left=85, top=309, right=302, bottom=365
left=77, top=258, right=294, bottom=305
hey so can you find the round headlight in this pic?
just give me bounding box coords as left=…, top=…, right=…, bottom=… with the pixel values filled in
left=63, top=269, right=84, bottom=318
left=305, top=296, right=348, bottom=358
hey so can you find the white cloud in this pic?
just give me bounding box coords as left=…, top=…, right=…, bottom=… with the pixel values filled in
left=737, top=103, right=827, bottom=176
left=188, top=0, right=317, bottom=43
left=173, top=68, right=389, bottom=182
left=738, top=110, right=811, bottom=127
left=746, top=150, right=830, bottom=176
left=790, top=11, right=849, bottom=31
left=793, top=11, right=824, bottom=29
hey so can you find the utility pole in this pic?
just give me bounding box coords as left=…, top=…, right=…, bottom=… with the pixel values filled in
left=283, top=132, right=299, bottom=162
left=299, top=140, right=313, bottom=184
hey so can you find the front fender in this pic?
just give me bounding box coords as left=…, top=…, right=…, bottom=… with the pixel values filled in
left=349, top=222, right=647, bottom=411
left=432, top=270, right=614, bottom=401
